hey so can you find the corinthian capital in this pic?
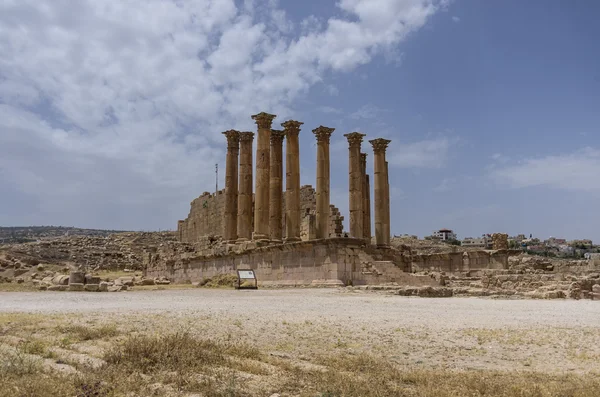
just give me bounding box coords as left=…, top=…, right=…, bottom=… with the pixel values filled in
left=251, top=112, right=276, bottom=129
left=239, top=131, right=254, bottom=143
left=222, top=130, right=240, bottom=149
left=270, top=129, right=285, bottom=144
left=344, top=132, right=366, bottom=148
left=312, top=126, right=335, bottom=143
left=281, top=120, right=303, bottom=138
left=369, top=138, right=391, bottom=154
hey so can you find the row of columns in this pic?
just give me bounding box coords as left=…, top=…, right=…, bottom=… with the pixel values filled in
left=222, top=113, right=392, bottom=247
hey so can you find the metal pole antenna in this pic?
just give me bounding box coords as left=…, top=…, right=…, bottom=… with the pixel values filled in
left=215, top=163, right=218, bottom=193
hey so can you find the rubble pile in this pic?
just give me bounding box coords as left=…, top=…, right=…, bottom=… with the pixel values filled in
left=430, top=254, right=600, bottom=299
left=3, top=232, right=177, bottom=272
left=33, top=270, right=172, bottom=292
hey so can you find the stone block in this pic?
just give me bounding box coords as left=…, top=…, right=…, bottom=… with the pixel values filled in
left=84, top=284, right=100, bottom=292
left=85, top=275, right=101, bottom=284
left=48, top=285, right=68, bottom=291
left=69, top=271, right=85, bottom=285
left=68, top=283, right=84, bottom=292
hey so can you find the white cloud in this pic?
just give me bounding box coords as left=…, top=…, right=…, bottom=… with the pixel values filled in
left=350, top=104, right=387, bottom=120
left=452, top=16, right=460, bottom=23
left=490, top=148, right=600, bottom=192
left=320, top=106, right=343, bottom=114
left=0, top=0, right=445, bottom=229
left=387, top=138, right=451, bottom=168
left=433, top=177, right=454, bottom=192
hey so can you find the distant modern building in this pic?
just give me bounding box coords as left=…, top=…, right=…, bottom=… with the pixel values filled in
left=462, top=236, right=488, bottom=248
left=545, top=237, right=567, bottom=247
left=432, top=229, right=457, bottom=241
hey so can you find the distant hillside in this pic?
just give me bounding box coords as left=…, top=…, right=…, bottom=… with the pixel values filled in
left=0, top=226, right=133, bottom=245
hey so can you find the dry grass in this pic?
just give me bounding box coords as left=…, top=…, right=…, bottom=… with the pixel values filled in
left=1, top=311, right=600, bottom=397
left=1, top=324, right=599, bottom=397
left=0, top=282, right=39, bottom=292
left=57, top=324, right=120, bottom=341
left=199, top=273, right=238, bottom=288
left=104, top=331, right=259, bottom=373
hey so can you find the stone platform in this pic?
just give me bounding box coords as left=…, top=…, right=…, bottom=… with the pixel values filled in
left=144, top=238, right=515, bottom=287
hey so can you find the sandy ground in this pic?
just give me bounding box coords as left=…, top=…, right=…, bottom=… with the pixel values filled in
left=2, top=288, right=600, bottom=374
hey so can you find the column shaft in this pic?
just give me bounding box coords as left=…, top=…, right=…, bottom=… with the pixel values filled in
left=370, top=138, right=391, bottom=247
left=282, top=120, right=303, bottom=242
left=385, top=160, right=391, bottom=244
left=365, top=174, right=372, bottom=242
left=313, top=126, right=335, bottom=239
left=269, top=130, right=285, bottom=241
left=252, top=112, right=276, bottom=240
left=344, top=132, right=365, bottom=239
left=361, top=153, right=371, bottom=242
left=222, top=130, right=240, bottom=242
left=237, top=132, right=254, bottom=241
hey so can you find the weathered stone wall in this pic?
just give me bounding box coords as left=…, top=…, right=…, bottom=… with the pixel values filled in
left=410, top=250, right=514, bottom=273
left=492, top=233, right=509, bottom=250
left=146, top=237, right=517, bottom=287
left=147, top=238, right=377, bottom=286
left=179, top=185, right=344, bottom=243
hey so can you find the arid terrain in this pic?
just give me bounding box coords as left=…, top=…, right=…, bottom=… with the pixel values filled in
left=1, top=288, right=599, bottom=396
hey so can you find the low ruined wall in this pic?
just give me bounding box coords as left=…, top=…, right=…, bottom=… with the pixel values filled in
left=410, top=250, right=518, bottom=273
left=147, top=238, right=368, bottom=286
left=146, top=239, right=521, bottom=286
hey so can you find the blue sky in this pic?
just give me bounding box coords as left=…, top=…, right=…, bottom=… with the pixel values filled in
left=1, top=0, right=599, bottom=241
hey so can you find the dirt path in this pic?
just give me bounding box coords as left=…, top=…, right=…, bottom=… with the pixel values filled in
left=2, top=289, right=600, bottom=374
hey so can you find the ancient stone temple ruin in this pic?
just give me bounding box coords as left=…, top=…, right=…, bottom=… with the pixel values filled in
left=146, top=112, right=514, bottom=287
left=177, top=113, right=392, bottom=247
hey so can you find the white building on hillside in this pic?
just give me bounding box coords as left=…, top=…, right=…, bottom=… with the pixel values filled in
left=432, top=229, right=457, bottom=241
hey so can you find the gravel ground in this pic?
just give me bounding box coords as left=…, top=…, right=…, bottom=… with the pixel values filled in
left=2, top=289, right=599, bottom=373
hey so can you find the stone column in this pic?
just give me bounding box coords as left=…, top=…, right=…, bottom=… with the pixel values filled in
left=222, top=130, right=240, bottom=242
left=344, top=132, right=365, bottom=239
left=282, top=120, right=303, bottom=242
left=252, top=112, right=276, bottom=240
left=385, top=160, right=391, bottom=243
left=269, top=130, right=285, bottom=242
left=361, top=153, right=371, bottom=242
left=237, top=131, right=254, bottom=241
left=313, top=126, right=335, bottom=239
left=369, top=138, right=391, bottom=247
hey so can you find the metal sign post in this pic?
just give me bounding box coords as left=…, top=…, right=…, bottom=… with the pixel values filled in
left=235, top=269, right=258, bottom=290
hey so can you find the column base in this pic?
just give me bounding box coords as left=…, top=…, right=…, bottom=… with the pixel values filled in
left=236, top=237, right=249, bottom=243
left=376, top=244, right=391, bottom=249
left=252, top=233, right=269, bottom=240
left=284, top=237, right=301, bottom=243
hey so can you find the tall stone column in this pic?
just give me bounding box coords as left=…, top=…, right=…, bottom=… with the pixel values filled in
left=222, top=130, right=240, bottom=242
left=237, top=131, right=254, bottom=241
left=252, top=112, right=276, bottom=240
left=344, top=132, right=365, bottom=239
left=313, top=126, right=335, bottom=239
left=385, top=160, right=391, bottom=242
left=361, top=153, right=371, bottom=242
left=282, top=120, right=303, bottom=242
left=269, top=130, right=285, bottom=242
left=369, top=138, right=391, bottom=247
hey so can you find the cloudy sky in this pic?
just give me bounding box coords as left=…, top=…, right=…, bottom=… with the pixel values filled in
left=1, top=0, right=599, bottom=241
